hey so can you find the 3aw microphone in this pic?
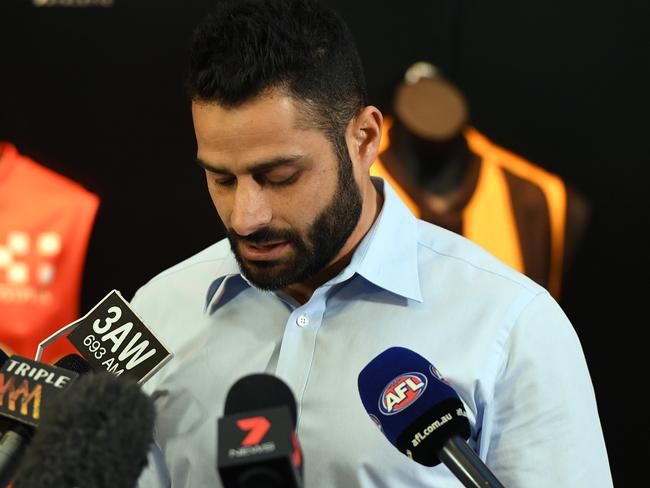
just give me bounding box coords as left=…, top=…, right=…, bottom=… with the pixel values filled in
left=358, top=347, right=505, bottom=488
left=37, top=290, right=172, bottom=385
left=217, top=373, right=303, bottom=488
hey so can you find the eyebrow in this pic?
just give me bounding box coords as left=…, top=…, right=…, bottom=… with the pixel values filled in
left=196, top=155, right=303, bottom=175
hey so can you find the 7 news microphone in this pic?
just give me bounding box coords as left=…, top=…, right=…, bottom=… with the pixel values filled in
left=0, top=350, right=91, bottom=487
left=358, top=347, right=506, bottom=488
left=217, top=373, right=304, bottom=488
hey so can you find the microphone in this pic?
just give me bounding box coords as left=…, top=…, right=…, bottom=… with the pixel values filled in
left=36, top=290, right=172, bottom=385
left=358, top=347, right=505, bottom=488
left=13, top=371, right=155, bottom=488
left=0, top=354, right=91, bottom=487
left=217, top=373, right=303, bottom=488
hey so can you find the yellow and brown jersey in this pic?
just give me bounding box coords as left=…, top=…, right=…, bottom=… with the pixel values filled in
left=371, top=125, right=575, bottom=299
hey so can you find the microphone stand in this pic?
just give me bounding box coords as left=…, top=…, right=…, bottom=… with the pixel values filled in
left=438, top=436, right=505, bottom=488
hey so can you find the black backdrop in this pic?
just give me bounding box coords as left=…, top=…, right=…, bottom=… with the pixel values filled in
left=1, top=0, right=645, bottom=484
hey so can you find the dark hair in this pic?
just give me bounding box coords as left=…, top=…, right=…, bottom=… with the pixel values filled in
left=187, top=0, right=367, bottom=155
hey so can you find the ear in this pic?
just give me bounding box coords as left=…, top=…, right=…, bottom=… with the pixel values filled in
left=346, top=106, right=383, bottom=172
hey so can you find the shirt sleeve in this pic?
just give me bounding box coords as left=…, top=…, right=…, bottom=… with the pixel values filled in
left=481, top=291, right=613, bottom=487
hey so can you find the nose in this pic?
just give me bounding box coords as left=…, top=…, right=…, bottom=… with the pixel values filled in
left=229, top=180, right=272, bottom=236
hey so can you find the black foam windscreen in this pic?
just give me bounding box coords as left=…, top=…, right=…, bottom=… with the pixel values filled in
left=224, top=373, right=298, bottom=428
left=13, top=372, right=155, bottom=488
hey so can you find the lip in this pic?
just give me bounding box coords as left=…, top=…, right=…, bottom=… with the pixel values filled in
left=239, top=241, right=290, bottom=261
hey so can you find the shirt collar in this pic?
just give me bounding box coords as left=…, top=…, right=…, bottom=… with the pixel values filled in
left=204, top=251, right=242, bottom=312
left=204, top=176, right=423, bottom=312
left=350, top=177, right=423, bottom=302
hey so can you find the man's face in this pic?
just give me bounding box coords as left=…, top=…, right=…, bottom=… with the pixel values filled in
left=192, top=90, right=362, bottom=290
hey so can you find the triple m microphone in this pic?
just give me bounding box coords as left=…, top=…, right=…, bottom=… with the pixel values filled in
left=0, top=353, right=90, bottom=487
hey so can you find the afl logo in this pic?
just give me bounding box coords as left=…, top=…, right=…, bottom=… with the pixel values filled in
left=378, top=372, right=427, bottom=415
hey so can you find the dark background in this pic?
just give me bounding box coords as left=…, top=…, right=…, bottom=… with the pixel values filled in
left=1, top=0, right=644, bottom=484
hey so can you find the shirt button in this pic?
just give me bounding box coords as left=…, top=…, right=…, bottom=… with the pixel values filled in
left=296, top=314, right=310, bottom=327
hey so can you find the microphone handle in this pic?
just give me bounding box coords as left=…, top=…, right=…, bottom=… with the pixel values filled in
left=0, top=425, right=31, bottom=488
left=438, top=435, right=506, bottom=488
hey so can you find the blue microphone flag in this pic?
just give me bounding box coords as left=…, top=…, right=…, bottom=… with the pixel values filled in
left=358, top=347, right=471, bottom=466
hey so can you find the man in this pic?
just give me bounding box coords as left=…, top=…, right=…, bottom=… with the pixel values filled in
left=133, top=0, right=612, bottom=486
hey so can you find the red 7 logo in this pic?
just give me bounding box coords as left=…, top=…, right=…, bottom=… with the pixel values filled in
left=236, top=416, right=271, bottom=446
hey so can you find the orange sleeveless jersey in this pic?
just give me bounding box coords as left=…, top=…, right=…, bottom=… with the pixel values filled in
left=0, top=142, right=99, bottom=364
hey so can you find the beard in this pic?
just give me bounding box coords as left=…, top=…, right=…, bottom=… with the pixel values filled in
left=227, top=148, right=363, bottom=291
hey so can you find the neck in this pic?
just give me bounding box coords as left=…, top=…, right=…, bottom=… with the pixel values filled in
left=283, top=179, right=383, bottom=305
left=391, top=122, right=471, bottom=196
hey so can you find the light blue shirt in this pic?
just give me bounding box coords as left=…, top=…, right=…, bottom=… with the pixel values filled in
left=133, top=178, right=612, bottom=487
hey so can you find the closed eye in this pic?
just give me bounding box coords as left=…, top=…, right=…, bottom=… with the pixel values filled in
left=199, top=155, right=305, bottom=189
left=262, top=171, right=300, bottom=187
left=211, top=172, right=299, bottom=189
left=212, top=176, right=236, bottom=187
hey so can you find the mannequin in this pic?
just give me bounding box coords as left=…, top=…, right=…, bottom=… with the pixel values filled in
left=371, top=62, right=589, bottom=300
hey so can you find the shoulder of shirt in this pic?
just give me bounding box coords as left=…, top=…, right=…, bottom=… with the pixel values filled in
left=134, top=239, right=232, bottom=293
left=414, top=218, right=544, bottom=296
left=130, top=239, right=232, bottom=366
